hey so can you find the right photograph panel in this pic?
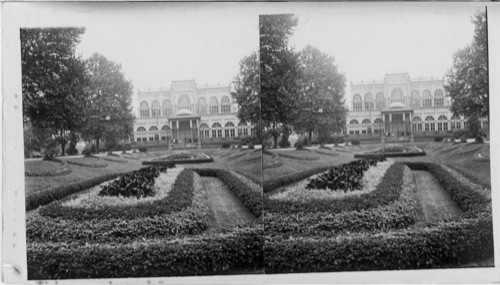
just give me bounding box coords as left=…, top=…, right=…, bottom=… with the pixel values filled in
left=260, top=5, right=493, bottom=274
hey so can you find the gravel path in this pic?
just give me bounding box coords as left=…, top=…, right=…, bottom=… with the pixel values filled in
left=413, top=170, right=462, bottom=222
left=201, top=177, right=254, bottom=228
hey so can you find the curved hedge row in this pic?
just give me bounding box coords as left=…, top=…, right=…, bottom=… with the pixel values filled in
left=142, top=155, right=214, bottom=165
left=265, top=163, right=405, bottom=215
left=191, top=168, right=262, bottom=218
left=26, top=173, right=121, bottom=211
left=264, top=165, right=418, bottom=236
left=263, top=165, right=334, bottom=193
left=28, top=225, right=264, bottom=279
left=38, top=169, right=194, bottom=221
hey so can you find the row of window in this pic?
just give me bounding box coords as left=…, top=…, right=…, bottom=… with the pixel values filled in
left=348, top=121, right=467, bottom=135
left=353, top=89, right=444, bottom=102
left=349, top=115, right=460, bottom=125
left=135, top=127, right=256, bottom=141
left=136, top=122, right=249, bottom=132
left=353, top=97, right=445, bottom=111
left=140, top=95, right=232, bottom=109
left=139, top=105, right=232, bottom=118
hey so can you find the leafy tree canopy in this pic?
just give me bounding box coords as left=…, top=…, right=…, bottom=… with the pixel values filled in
left=232, top=51, right=260, bottom=125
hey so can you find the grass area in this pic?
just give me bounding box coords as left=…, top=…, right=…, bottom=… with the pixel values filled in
left=272, top=149, right=320, bottom=161
left=25, top=160, right=65, bottom=174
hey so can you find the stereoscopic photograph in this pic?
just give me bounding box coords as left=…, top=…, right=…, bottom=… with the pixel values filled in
left=1, top=1, right=498, bottom=284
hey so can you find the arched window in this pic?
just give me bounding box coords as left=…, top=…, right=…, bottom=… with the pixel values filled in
left=437, top=115, right=448, bottom=131
left=412, top=116, right=422, bottom=132
left=374, top=118, right=383, bottom=124
left=178, top=95, right=191, bottom=112
left=422, top=90, right=432, bottom=107
left=221, top=96, right=231, bottom=114
left=353, top=94, right=362, bottom=111
left=140, top=101, right=149, bottom=118
left=212, top=122, right=222, bottom=138
left=199, top=122, right=210, bottom=138
left=149, top=126, right=158, bottom=131
left=434, top=89, right=444, bottom=107
left=390, top=88, right=404, bottom=104
left=349, top=119, right=359, bottom=125
left=151, top=100, right=161, bottom=117
left=198, top=98, right=207, bottom=115
left=137, top=126, right=146, bottom=132
left=209, top=97, right=219, bottom=114
left=375, top=92, right=385, bottom=109
left=362, top=119, right=371, bottom=124
left=238, top=121, right=249, bottom=136
left=424, top=116, right=435, bottom=131
left=364, top=93, right=373, bottom=110
left=161, top=125, right=170, bottom=131
left=225, top=122, right=235, bottom=137
left=163, top=99, right=172, bottom=117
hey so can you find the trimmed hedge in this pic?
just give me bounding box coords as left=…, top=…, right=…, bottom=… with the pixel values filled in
left=354, top=151, right=426, bottom=159
left=264, top=166, right=418, bottom=236
left=264, top=165, right=333, bottom=193
left=265, top=215, right=493, bottom=273
left=143, top=156, right=214, bottom=165
left=28, top=225, right=264, bottom=279
left=191, top=168, right=262, bottom=218
left=265, top=163, right=405, bottom=214
left=26, top=173, right=121, bottom=211
left=38, top=169, right=195, bottom=221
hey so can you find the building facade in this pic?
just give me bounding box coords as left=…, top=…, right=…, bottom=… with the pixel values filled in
left=133, top=79, right=255, bottom=148
left=346, top=72, right=487, bottom=141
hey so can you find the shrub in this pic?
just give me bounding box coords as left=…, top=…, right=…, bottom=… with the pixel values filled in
left=295, top=140, right=305, bottom=150
left=138, top=147, right=148, bottom=152
left=475, top=136, right=484, bottom=143
left=350, top=139, right=360, bottom=146
left=434, top=136, right=444, bottom=142
left=82, top=143, right=97, bottom=157
left=278, top=126, right=291, bottom=148
left=221, top=143, right=231, bottom=149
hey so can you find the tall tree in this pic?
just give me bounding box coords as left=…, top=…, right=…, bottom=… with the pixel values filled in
left=21, top=27, right=88, bottom=157
left=80, top=53, right=135, bottom=151
left=260, top=14, right=302, bottom=148
left=232, top=52, right=260, bottom=126
left=444, top=10, right=488, bottom=139
left=294, top=45, right=347, bottom=145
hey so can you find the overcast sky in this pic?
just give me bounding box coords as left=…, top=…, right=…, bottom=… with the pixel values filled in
left=288, top=3, right=485, bottom=104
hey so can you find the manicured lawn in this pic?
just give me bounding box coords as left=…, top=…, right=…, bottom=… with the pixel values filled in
left=25, top=160, right=66, bottom=174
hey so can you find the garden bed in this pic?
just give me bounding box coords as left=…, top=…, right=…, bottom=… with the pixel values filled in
left=66, top=156, right=108, bottom=168
left=25, top=159, right=71, bottom=177
left=354, top=144, right=425, bottom=158
left=143, top=151, right=213, bottom=165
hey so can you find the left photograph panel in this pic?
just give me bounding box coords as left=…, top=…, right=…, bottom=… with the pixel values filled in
left=18, top=3, right=263, bottom=280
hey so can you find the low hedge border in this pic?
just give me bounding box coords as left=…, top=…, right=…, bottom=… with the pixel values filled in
left=264, top=165, right=418, bottom=236
left=264, top=162, right=405, bottom=215
left=403, top=162, right=490, bottom=213
left=66, top=156, right=108, bottom=168
left=25, top=159, right=72, bottom=177
left=232, top=169, right=263, bottom=186
left=28, top=225, right=264, bottom=279
left=354, top=151, right=426, bottom=159
left=26, top=173, right=120, bottom=211
left=265, top=215, right=493, bottom=273
left=37, top=169, right=195, bottom=221
left=275, top=150, right=321, bottom=161
left=191, top=168, right=262, bottom=218
left=27, top=173, right=211, bottom=243
left=143, top=156, right=214, bottom=165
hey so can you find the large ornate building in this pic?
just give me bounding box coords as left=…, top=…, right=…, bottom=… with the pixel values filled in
left=346, top=72, right=487, bottom=142
left=133, top=79, right=255, bottom=148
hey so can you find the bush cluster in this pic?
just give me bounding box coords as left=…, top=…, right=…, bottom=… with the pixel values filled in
left=28, top=225, right=264, bottom=279
left=434, top=136, right=444, bottom=142
left=265, top=163, right=405, bottom=215
left=99, top=163, right=172, bottom=198
left=221, top=143, right=231, bottom=148
left=138, top=147, right=148, bottom=152
left=306, top=158, right=382, bottom=191
left=354, top=151, right=425, bottom=159
left=143, top=155, right=213, bottom=165
left=192, top=168, right=262, bottom=218
left=350, top=139, right=360, bottom=145
left=38, top=168, right=195, bottom=221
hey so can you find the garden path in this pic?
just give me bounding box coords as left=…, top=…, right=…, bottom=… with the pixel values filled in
left=201, top=177, right=254, bottom=229
left=412, top=170, right=462, bottom=222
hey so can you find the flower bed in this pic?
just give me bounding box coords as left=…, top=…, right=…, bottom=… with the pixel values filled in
left=66, top=156, right=109, bottom=168
left=264, top=160, right=493, bottom=273
left=263, top=152, right=283, bottom=169
left=143, top=151, right=213, bottom=165
left=354, top=144, right=425, bottom=158
left=25, top=159, right=72, bottom=177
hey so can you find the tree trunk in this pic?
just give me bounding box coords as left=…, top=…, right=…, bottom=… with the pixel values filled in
left=308, top=130, right=312, bottom=146
left=273, top=134, right=278, bottom=148
left=96, top=138, right=100, bottom=153
left=60, top=141, right=66, bottom=156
